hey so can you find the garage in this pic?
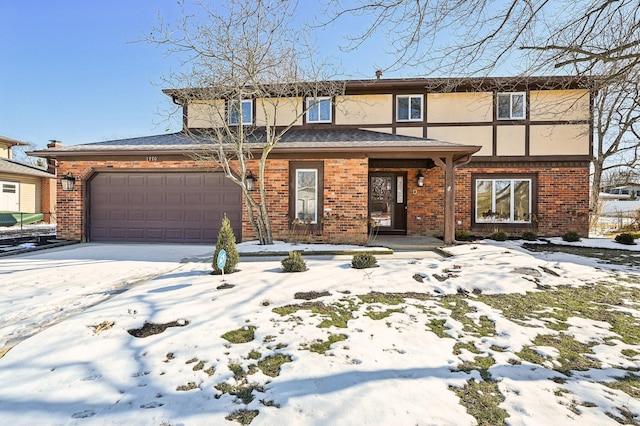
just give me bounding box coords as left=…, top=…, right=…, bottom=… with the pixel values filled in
left=88, top=172, right=242, bottom=243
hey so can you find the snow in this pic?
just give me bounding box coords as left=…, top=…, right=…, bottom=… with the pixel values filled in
left=0, top=239, right=638, bottom=425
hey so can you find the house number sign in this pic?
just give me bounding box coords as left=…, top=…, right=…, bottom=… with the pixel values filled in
left=146, top=156, right=158, bottom=162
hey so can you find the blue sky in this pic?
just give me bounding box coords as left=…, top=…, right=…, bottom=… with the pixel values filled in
left=0, top=1, right=400, bottom=148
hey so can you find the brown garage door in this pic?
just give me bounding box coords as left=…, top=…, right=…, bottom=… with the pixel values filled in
left=89, top=172, right=242, bottom=243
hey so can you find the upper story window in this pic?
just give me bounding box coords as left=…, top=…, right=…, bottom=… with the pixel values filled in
left=306, top=97, right=332, bottom=123
left=228, top=100, right=253, bottom=125
left=396, top=94, right=423, bottom=122
left=497, top=92, right=526, bottom=120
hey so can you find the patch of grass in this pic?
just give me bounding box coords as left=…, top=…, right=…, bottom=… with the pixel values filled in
left=601, top=373, right=640, bottom=399
left=450, top=379, right=508, bottom=425
left=456, top=356, right=496, bottom=381
left=427, top=319, right=451, bottom=338
left=215, top=382, right=264, bottom=405
left=263, top=335, right=276, bottom=343
left=247, top=350, right=262, bottom=360
left=439, top=298, right=496, bottom=337
left=229, top=363, right=246, bottom=381
left=176, top=382, right=198, bottom=391
left=621, top=349, right=640, bottom=358
left=273, top=300, right=355, bottom=328
left=453, top=342, right=482, bottom=355
left=365, top=307, right=403, bottom=320
left=225, top=409, right=259, bottom=425
left=257, top=354, right=293, bottom=377
left=304, top=334, right=348, bottom=354
left=260, top=399, right=281, bottom=408
left=478, top=283, right=640, bottom=345
left=517, top=333, right=600, bottom=375
left=358, top=292, right=405, bottom=305
left=517, top=346, right=548, bottom=366
left=222, top=326, right=256, bottom=344
left=606, top=406, right=638, bottom=425
left=192, top=360, right=205, bottom=371
left=203, top=366, right=215, bottom=376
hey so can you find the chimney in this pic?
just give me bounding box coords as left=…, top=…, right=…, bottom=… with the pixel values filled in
left=47, top=139, right=62, bottom=148
left=46, top=140, right=61, bottom=174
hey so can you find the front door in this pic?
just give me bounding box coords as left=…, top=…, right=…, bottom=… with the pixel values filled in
left=369, top=172, right=407, bottom=234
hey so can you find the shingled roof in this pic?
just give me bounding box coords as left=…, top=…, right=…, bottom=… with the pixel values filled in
left=0, top=158, right=54, bottom=178
left=30, top=128, right=480, bottom=159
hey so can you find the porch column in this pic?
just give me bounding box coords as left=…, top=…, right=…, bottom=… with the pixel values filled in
left=433, top=155, right=456, bottom=245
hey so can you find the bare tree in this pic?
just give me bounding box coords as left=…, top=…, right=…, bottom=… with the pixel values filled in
left=149, top=0, right=343, bottom=244
left=590, top=73, right=640, bottom=228
left=11, top=142, right=46, bottom=168
left=322, top=0, right=640, bottom=78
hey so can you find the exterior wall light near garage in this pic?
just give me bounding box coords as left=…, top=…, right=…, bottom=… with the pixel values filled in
left=60, top=173, right=76, bottom=191
left=417, top=170, right=425, bottom=187
left=245, top=170, right=256, bottom=191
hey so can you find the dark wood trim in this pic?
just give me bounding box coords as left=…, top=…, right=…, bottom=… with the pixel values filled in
left=369, top=159, right=436, bottom=169
left=289, top=161, right=324, bottom=232
left=468, top=157, right=591, bottom=167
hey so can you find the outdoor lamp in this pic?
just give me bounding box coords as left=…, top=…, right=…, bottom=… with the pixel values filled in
left=60, top=173, right=76, bottom=191
left=245, top=170, right=256, bottom=191
left=417, top=170, right=424, bottom=187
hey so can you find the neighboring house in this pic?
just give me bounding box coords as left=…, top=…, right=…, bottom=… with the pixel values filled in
left=601, top=184, right=640, bottom=200
left=0, top=135, right=56, bottom=224
left=31, top=76, right=592, bottom=244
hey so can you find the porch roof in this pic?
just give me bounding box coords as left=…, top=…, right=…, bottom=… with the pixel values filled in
left=0, top=158, right=54, bottom=178
left=30, top=128, right=481, bottom=160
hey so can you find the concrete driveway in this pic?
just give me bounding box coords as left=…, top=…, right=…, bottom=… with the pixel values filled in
left=0, top=243, right=215, bottom=356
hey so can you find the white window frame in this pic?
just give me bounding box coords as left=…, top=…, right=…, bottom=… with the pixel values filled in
left=475, top=178, right=532, bottom=223
left=295, top=168, right=318, bottom=224
left=497, top=92, right=526, bottom=120
left=228, top=99, right=253, bottom=125
left=306, top=97, right=332, bottom=123
left=396, top=94, right=423, bottom=122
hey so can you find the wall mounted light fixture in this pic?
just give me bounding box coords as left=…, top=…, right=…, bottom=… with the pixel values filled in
left=245, top=170, right=256, bottom=191
left=60, top=173, right=76, bottom=191
left=417, top=170, right=424, bottom=187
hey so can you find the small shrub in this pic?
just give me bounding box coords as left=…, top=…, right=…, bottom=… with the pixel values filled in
left=562, top=231, right=581, bottom=242
left=281, top=251, right=307, bottom=273
left=455, top=230, right=471, bottom=241
left=521, top=231, right=537, bottom=241
left=351, top=252, right=378, bottom=269
left=490, top=230, right=508, bottom=241
left=212, top=214, right=239, bottom=274
left=615, top=232, right=636, bottom=245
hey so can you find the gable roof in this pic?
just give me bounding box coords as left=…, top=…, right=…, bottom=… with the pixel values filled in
left=30, top=129, right=481, bottom=160
left=0, top=135, right=29, bottom=147
left=0, top=158, right=54, bottom=178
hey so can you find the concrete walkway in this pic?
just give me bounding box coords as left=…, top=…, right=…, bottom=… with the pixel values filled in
left=372, top=235, right=444, bottom=251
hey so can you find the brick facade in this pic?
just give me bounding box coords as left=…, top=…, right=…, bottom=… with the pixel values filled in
left=242, top=158, right=369, bottom=245
left=55, top=156, right=589, bottom=243
left=40, top=176, right=56, bottom=223
left=55, top=156, right=370, bottom=244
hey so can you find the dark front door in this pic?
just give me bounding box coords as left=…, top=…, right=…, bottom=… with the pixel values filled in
left=369, top=172, right=407, bottom=234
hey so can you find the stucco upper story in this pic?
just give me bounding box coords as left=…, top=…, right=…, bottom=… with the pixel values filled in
left=164, top=76, right=593, bottom=160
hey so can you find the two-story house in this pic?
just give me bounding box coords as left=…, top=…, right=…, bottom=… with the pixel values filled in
left=31, top=76, right=592, bottom=245
left=0, top=135, right=56, bottom=225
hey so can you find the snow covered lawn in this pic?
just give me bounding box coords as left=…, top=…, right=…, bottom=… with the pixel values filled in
left=0, top=240, right=639, bottom=425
